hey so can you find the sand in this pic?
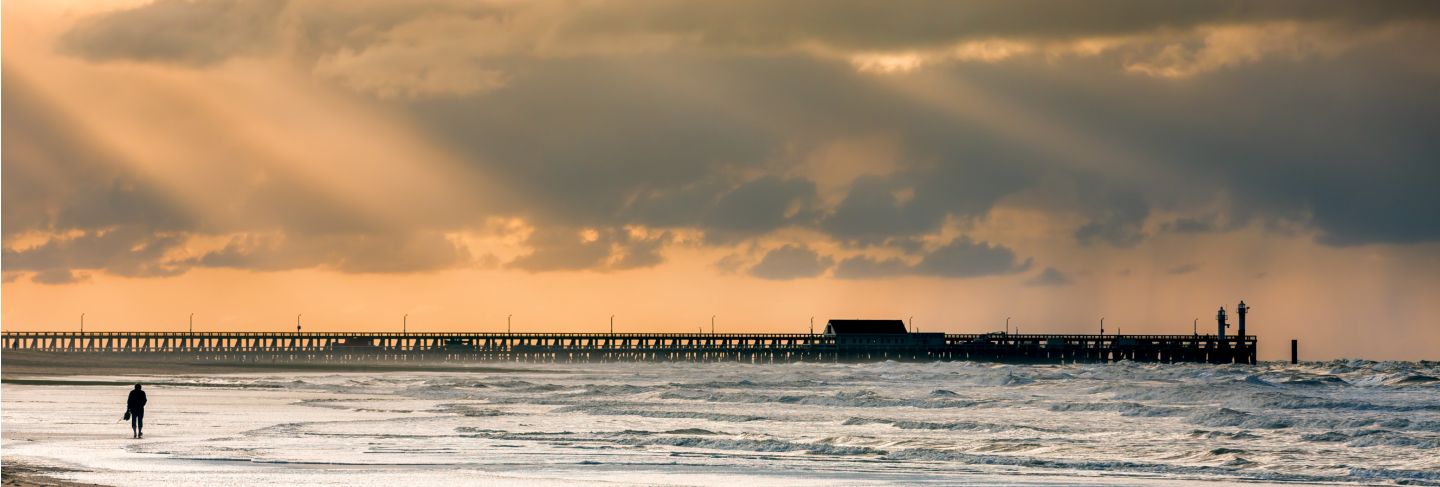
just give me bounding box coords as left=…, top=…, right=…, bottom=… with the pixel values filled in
left=2, top=461, right=108, bottom=487
left=0, top=351, right=548, bottom=379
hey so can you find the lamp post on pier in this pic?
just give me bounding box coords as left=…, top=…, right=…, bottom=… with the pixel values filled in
left=507, top=314, right=512, bottom=334
left=296, top=314, right=302, bottom=334
left=80, top=313, right=85, bottom=334
left=609, top=315, right=615, bottom=335
left=190, top=313, right=194, bottom=334
left=711, top=315, right=715, bottom=334
left=403, top=314, right=408, bottom=335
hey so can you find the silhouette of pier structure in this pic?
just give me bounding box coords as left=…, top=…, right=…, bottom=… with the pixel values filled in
left=1, top=313, right=1258, bottom=364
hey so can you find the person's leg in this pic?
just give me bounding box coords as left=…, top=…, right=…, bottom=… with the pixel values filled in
left=136, top=414, right=143, bottom=437
left=131, top=415, right=139, bottom=438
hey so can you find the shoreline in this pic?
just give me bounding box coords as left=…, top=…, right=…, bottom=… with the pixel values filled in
left=1, top=461, right=109, bottom=487
left=0, top=351, right=563, bottom=379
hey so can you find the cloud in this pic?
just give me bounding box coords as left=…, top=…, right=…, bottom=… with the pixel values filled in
left=1168, top=263, right=1201, bottom=275
left=914, top=238, right=1033, bottom=277
left=822, top=176, right=945, bottom=244
left=1074, top=188, right=1150, bottom=248
left=749, top=244, right=834, bottom=280
left=2, top=72, right=193, bottom=238
left=2, top=227, right=189, bottom=282
left=507, top=227, right=616, bottom=272
left=507, top=227, right=670, bottom=272
left=702, top=177, right=819, bottom=243
left=31, top=269, right=91, bottom=285
left=194, top=231, right=472, bottom=274
left=1162, top=215, right=1221, bottom=234
left=8, top=0, right=1440, bottom=285
left=833, top=255, right=913, bottom=279
left=613, top=231, right=670, bottom=270
left=60, top=0, right=287, bottom=66
left=59, top=1, right=1440, bottom=79
left=834, top=238, right=1033, bottom=279
left=1025, top=267, right=1074, bottom=287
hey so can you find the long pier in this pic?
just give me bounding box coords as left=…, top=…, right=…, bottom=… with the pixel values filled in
left=0, top=331, right=1257, bottom=364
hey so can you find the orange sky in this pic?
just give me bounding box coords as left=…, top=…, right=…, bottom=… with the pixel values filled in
left=5, top=1, right=1439, bottom=360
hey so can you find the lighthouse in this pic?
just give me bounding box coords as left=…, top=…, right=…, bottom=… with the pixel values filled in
left=1236, top=300, right=1249, bottom=341
left=1216, top=306, right=1229, bottom=340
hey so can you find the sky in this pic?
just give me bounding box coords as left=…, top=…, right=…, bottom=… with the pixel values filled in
left=3, top=0, right=1438, bottom=361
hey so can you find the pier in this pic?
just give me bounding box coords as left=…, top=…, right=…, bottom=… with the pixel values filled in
left=0, top=330, right=1257, bottom=364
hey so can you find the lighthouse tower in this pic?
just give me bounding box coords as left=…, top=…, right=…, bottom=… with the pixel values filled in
left=1216, top=306, right=1229, bottom=340
left=1236, top=300, right=1249, bottom=341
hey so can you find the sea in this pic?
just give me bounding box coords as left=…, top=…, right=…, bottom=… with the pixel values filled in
left=3, top=360, right=1438, bottom=486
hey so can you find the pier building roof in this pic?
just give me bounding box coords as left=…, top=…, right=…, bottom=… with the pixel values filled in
left=824, top=319, right=908, bottom=335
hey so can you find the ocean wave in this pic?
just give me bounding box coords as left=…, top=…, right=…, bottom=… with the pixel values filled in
left=1301, top=430, right=1440, bottom=449
left=1186, top=408, right=1294, bottom=429
left=433, top=403, right=505, bottom=417
left=840, top=417, right=1039, bottom=432
left=657, top=389, right=978, bottom=409
left=614, top=435, right=886, bottom=456
left=1189, top=429, right=1262, bottom=440
left=1047, top=401, right=1185, bottom=417
left=549, top=404, right=768, bottom=422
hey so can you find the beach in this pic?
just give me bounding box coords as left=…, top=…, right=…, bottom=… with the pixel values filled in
left=3, top=353, right=1438, bottom=486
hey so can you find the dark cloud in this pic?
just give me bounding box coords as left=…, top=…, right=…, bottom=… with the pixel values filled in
left=833, top=255, right=912, bottom=279
left=31, top=269, right=90, bottom=285
left=702, top=177, right=819, bottom=243
left=507, top=227, right=615, bottom=272
left=60, top=0, right=287, bottom=66
left=1074, top=188, right=1150, bottom=248
left=1002, top=47, right=1440, bottom=247
left=1168, top=263, right=1201, bottom=275
left=2, top=71, right=192, bottom=238
left=1026, top=267, right=1074, bottom=287
left=822, top=176, right=945, bottom=243
left=914, top=238, right=1033, bottom=278
left=749, top=244, right=834, bottom=280
left=613, top=232, right=670, bottom=270
left=565, top=0, right=1440, bottom=51
left=3, top=227, right=189, bottom=280
left=59, top=0, right=1440, bottom=67
left=821, top=130, right=1037, bottom=245
left=194, top=231, right=471, bottom=274
left=1162, top=215, right=1221, bottom=234
left=410, top=57, right=783, bottom=227
left=507, top=227, right=669, bottom=272
left=834, top=238, right=1033, bottom=279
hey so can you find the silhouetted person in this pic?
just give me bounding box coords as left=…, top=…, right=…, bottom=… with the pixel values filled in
left=127, top=384, right=147, bottom=438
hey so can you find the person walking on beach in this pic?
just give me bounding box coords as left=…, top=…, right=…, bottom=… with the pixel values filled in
left=127, top=384, right=147, bottom=438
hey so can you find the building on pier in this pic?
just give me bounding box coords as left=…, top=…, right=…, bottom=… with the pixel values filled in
left=823, top=319, right=945, bottom=349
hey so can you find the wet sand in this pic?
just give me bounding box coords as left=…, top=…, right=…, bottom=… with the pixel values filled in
left=2, top=461, right=108, bottom=487
left=0, top=351, right=553, bottom=379
left=2, top=351, right=559, bottom=487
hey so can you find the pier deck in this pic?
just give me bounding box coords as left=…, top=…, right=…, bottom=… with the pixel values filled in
left=1, top=331, right=1258, bottom=364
